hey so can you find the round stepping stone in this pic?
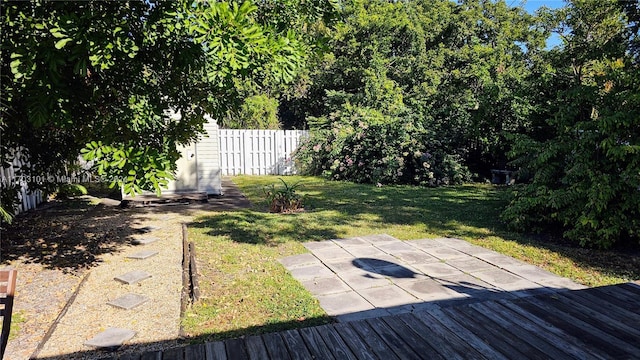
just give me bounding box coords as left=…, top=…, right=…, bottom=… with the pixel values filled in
left=107, top=293, right=150, bottom=310
left=84, top=328, right=136, bottom=349
left=132, top=236, right=160, bottom=245
left=114, top=270, right=152, bottom=285
left=127, top=250, right=159, bottom=260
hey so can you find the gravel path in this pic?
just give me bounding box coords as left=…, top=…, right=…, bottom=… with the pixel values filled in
left=32, top=210, right=191, bottom=359
left=3, top=178, right=251, bottom=359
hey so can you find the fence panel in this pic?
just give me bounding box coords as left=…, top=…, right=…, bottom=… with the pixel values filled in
left=0, top=149, right=44, bottom=216
left=218, top=129, right=308, bottom=176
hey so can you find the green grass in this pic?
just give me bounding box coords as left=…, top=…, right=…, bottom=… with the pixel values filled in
left=182, top=175, right=640, bottom=340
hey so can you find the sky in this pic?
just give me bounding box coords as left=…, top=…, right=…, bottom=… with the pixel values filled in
left=518, top=0, right=567, bottom=48
left=519, top=0, right=566, bottom=13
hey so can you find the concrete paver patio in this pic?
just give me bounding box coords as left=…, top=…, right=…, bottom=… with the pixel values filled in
left=281, top=234, right=587, bottom=322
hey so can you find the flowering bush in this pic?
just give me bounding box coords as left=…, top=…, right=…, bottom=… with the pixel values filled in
left=295, top=106, right=470, bottom=186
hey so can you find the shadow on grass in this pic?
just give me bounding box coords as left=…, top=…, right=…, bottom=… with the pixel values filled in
left=190, top=181, right=507, bottom=246
left=208, top=177, right=640, bottom=283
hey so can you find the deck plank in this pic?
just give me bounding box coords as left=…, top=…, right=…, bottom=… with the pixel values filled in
left=139, top=351, right=161, bottom=360
left=440, top=306, right=532, bottom=359
left=512, top=296, right=633, bottom=358
left=397, top=312, right=485, bottom=360
left=563, top=289, right=640, bottom=330
left=225, top=338, right=249, bottom=360
left=262, top=332, right=291, bottom=360
left=244, top=335, right=270, bottom=360
left=469, top=301, right=574, bottom=359
left=421, top=308, right=507, bottom=360
left=349, top=319, right=401, bottom=360
left=530, top=294, right=640, bottom=353
left=161, top=347, right=184, bottom=360
left=314, top=324, right=358, bottom=360
left=205, top=341, right=227, bottom=360
left=381, top=315, right=445, bottom=360
left=496, top=299, right=608, bottom=360
left=184, top=344, right=206, bottom=360
left=299, top=326, right=336, bottom=360
left=365, top=317, right=421, bottom=360
left=592, top=285, right=640, bottom=312
left=280, top=329, right=311, bottom=360
left=331, top=322, right=377, bottom=360
left=551, top=291, right=640, bottom=340
left=144, top=282, right=640, bottom=360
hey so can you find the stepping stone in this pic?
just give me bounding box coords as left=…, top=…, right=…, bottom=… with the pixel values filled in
left=107, top=293, right=150, bottom=310
left=132, top=236, right=160, bottom=245
left=127, top=250, right=159, bottom=260
left=115, top=270, right=152, bottom=285
left=84, top=328, right=136, bottom=349
left=134, top=226, right=161, bottom=234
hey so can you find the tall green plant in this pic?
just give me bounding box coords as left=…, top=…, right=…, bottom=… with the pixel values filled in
left=502, top=0, right=640, bottom=248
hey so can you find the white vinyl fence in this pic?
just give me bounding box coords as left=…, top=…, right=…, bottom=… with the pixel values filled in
left=218, top=129, right=308, bottom=175
left=0, top=149, right=44, bottom=215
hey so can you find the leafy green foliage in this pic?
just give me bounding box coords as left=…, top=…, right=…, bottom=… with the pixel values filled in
left=263, top=178, right=304, bottom=213
left=283, top=0, right=541, bottom=177
left=295, top=104, right=470, bottom=186
left=1, top=0, right=312, bottom=198
left=224, top=94, right=281, bottom=129
left=502, top=0, right=640, bottom=248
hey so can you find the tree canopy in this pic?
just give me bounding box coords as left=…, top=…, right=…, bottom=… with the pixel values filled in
left=1, top=0, right=331, bottom=203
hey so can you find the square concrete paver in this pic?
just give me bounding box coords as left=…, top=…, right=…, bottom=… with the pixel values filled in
left=332, top=237, right=369, bottom=247
left=412, top=262, right=465, bottom=277
left=358, top=285, right=418, bottom=308
left=376, top=241, right=417, bottom=254
left=472, top=268, right=542, bottom=293
left=84, top=328, right=136, bottom=348
left=436, top=274, right=509, bottom=301
left=312, top=247, right=354, bottom=262
left=398, top=278, right=467, bottom=302
left=114, top=270, right=152, bottom=285
left=316, top=291, right=374, bottom=316
left=324, top=258, right=361, bottom=273
left=421, top=246, right=469, bottom=260
left=303, top=241, right=341, bottom=251
left=406, top=239, right=443, bottom=250
left=353, top=254, right=403, bottom=271
left=279, top=253, right=321, bottom=269
left=289, top=264, right=334, bottom=281
left=446, top=257, right=495, bottom=273
left=391, top=250, right=439, bottom=265
left=338, top=269, right=391, bottom=290
left=360, top=234, right=400, bottom=245
left=107, top=293, right=150, bottom=310
left=345, top=246, right=390, bottom=258
left=126, top=250, right=159, bottom=260
left=301, top=276, right=352, bottom=296
left=132, top=236, right=160, bottom=245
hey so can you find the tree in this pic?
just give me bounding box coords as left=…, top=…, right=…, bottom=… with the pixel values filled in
left=502, top=0, right=640, bottom=248
left=1, top=0, right=312, bottom=212
left=290, top=0, right=541, bottom=183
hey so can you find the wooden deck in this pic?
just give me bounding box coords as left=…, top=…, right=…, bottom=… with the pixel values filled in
left=126, top=282, right=640, bottom=360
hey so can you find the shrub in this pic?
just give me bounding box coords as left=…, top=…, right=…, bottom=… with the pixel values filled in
left=263, top=178, right=304, bottom=213
left=294, top=105, right=470, bottom=186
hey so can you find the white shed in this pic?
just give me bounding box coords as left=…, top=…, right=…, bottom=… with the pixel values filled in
left=167, top=115, right=222, bottom=196
left=123, top=114, right=222, bottom=199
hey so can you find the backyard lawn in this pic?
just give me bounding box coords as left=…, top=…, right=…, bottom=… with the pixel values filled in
left=182, top=175, right=640, bottom=341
